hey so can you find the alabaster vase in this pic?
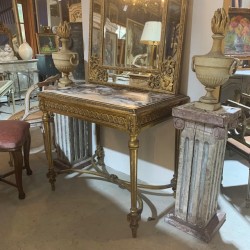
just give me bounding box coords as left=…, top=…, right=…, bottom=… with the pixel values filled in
left=192, top=9, right=239, bottom=111
left=52, top=38, right=79, bottom=88
left=52, top=21, right=79, bottom=88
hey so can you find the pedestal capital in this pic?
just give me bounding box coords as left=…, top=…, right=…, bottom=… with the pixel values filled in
left=172, top=102, right=241, bottom=128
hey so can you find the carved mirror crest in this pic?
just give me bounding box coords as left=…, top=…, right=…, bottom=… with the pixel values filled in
left=88, top=0, right=188, bottom=94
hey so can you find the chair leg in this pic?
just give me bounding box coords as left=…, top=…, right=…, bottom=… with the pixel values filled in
left=8, top=153, right=13, bottom=167
left=11, top=150, right=25, bottom=199
left=23, top=132, right=32, bottom=176
left=246, top=167, right=250, bottom=208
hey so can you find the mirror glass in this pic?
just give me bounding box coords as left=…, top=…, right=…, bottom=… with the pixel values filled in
left=89, top=0, right=188, bottom=94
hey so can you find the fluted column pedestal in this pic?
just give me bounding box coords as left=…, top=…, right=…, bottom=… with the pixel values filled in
left=53, top=114, right=91, bottom=168
left=165, top=102, right=240, bottom=242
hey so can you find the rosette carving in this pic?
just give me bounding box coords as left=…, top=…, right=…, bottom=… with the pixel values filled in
left=148, top=57, right=176, bottom=92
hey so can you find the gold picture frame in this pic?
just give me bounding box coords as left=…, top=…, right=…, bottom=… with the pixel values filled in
left=36, top=33, right=58, bottom=54
left=224, top=8, right=250, bottom=59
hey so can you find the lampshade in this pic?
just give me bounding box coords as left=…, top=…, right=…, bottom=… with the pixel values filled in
left=140, top=21, right=162, bottom=45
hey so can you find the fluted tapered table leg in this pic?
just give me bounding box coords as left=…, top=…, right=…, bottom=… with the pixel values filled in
left=127, top=133, right=140, bottom=238
left=43, top=111, right=56, bottom=190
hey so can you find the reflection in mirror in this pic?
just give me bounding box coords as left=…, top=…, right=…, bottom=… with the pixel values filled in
left=89, top=0, right=188, bottom=94
left=165, top=0, right=182, bottom=59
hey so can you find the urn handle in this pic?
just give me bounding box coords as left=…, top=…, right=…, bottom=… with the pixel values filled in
left=191, top=56, right=196, bottom=72
left=70, top=54, right=79, bottom=66
left=229, top=58, right=240, bottom=75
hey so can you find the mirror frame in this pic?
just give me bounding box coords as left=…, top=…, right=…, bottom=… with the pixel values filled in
left=88, top=0, right=189, bottom=94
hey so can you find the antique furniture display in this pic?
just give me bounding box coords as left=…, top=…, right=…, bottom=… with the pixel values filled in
left=165, top=8, right=242, bottom=242
left=9, top=75, right=60, bottom=154
left=0, top=80, right=15, bottom=113
left=226, top=98, right=250, bottom=208
left=0, top=59, right=39, bottom=101
left=166, top=103, right=240, bottom=242
left=39, top=0, right=189, bottom=238
left=0, top=120, right=32, bottom=199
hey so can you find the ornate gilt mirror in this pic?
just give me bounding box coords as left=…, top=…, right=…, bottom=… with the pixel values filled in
left=88, top=0, right=188, bottom=94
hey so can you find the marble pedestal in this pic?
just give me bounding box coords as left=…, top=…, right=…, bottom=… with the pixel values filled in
left=165, top=102, right=240, bottom=242
left=54, top=114, right=91, bottom=168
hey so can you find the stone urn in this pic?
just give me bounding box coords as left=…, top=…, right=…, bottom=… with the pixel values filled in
left=192, top=8, right=239, bottom=111
left=52, top=21, right=79, bottom=88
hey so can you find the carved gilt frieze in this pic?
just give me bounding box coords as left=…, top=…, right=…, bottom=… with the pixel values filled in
left=148, top=57, right=176, bottom=92
left=89, top=56, right=108, bottom=82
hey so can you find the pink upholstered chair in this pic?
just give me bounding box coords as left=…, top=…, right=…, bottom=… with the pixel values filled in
left=8, top=74, right=60, bottom=153
left=0, top=120, right=32, bottom=199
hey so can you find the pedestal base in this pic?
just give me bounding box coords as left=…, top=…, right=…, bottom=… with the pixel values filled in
left=165, top=209, right=226, bottom=243
left=194, top=101, right=221, bottom=111
left=58, top=77, right=73, bottom=88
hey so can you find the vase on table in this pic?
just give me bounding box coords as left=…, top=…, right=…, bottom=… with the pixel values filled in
left=192, top=8, right=239, bottom=111
left=18, top=41, right=33, bottom=60
left=52, top=21, right=79, bottom=88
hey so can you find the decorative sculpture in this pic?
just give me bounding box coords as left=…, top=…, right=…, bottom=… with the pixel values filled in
left=0, top=44, right=17, bottom=61
left=52, top=21, right=79, bottom=88
left=192, top=8, right=239, bottom=111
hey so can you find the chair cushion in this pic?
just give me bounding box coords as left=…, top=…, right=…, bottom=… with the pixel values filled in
left=0, top=120, right=30, bottom=150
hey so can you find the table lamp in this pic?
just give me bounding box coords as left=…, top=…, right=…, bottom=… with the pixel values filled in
left=140, top=21, right=161, bottom=68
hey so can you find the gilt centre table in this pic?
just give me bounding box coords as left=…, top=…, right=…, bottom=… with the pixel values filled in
left=39, top=83, right=189, bottom=237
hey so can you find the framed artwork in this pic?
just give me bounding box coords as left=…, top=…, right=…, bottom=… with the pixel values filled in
left=36, top=33, right=58, bottom=54
left=0, top=34, right=10, bottom=49
left=125, top=19, right=148, bottom=66
left=224, top=8, right=250, bottom=58
left=0, top=23, right=13, bottom=50
left=104, top=31, right=117, bottom=66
